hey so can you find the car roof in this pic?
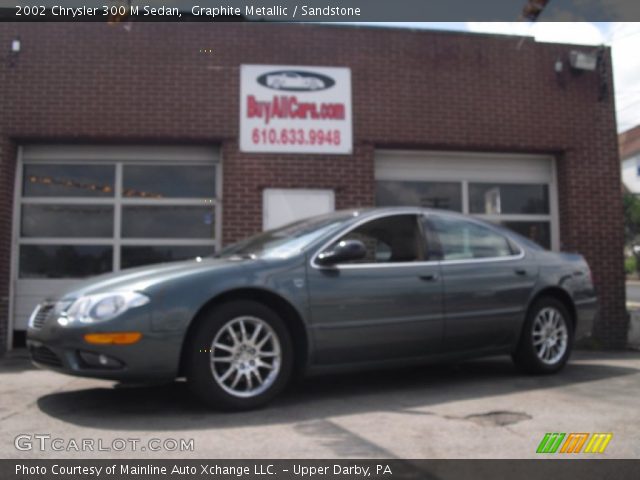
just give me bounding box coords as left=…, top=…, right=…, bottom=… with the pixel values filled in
left=334, top=206, right=450, bottom=218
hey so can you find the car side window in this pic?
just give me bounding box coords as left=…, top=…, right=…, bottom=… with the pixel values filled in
left=330, top=214, right=424, bottom=264
left=428, top=215, right=513, bottom=260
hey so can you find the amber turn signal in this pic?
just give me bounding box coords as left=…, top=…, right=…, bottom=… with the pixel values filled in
left=83, top=332, right=142, bottom=345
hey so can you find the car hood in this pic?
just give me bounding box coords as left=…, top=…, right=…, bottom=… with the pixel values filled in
left=57, top=257, right=246, bottom=300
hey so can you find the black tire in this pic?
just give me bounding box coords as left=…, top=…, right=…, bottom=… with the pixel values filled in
left=185, top=300, right=293, bottom=410
left=512, top=297, right=574, bottom=374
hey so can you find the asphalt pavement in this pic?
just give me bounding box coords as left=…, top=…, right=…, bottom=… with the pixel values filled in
left=1, top=349, right=639, bottom=459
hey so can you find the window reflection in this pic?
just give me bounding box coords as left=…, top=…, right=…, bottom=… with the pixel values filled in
left=469, top=183, right=549, bottom=215
left=23, top=165, right=114, bottom=197
left=122, top=206, right=215, bottom=239
left=21, top=205, right=113, bottom=238
left=376, top=181, right=462, bottom=211
left=19, top=245, right=112, bottom=278
left=500, top=221, right=551, bottom=249
left=121, top=245, right=213, bottom=269
left=123, top=165, right=215, bottom=198
left=430, top=216, right=513, bottom=260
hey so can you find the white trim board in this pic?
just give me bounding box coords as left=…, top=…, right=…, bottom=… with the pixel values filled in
left=375, top=150, right=554, bottom=184
left=22, top=145, right=219, bottom=163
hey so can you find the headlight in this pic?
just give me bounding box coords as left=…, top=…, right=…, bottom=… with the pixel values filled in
left=59, top=292, right=149, bottom=325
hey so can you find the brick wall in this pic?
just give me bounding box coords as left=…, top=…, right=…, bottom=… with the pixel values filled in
left=0, top=22, right=627, bottom=348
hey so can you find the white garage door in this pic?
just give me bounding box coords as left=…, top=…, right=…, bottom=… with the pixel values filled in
left=375, top=150, right=559, bottom=250
left=11, top=145, right=221, bottom=331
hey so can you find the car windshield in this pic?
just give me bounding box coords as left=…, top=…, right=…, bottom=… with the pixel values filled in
left=216, top=211, right=358, bottom=259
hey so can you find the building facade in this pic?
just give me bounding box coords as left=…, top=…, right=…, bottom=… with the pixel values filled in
left=0, top=22, right=627, bottom=352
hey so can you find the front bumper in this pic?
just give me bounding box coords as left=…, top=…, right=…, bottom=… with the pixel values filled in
left=26, top=307, right=181, bottom=382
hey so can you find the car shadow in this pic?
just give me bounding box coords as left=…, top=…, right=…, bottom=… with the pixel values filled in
left=35, top=353, right=640, bottom=431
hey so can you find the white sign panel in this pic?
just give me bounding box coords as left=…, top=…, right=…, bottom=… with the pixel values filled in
left=263, top=188, right=335, bottom=230
left=240, top=65, right=352, bottom=154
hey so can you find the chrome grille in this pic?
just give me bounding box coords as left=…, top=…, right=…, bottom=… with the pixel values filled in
left=31, top=303, right=55, bottom=329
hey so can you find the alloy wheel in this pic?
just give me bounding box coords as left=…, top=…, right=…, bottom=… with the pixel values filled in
left=532, top=307, right=568, bottom=365
left=210, top=316, right=281, bottom=398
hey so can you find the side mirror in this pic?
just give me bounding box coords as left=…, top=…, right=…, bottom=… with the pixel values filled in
left=316, top=239, right=367, bottom=266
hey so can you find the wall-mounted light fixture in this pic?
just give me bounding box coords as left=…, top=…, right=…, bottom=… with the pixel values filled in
left=559, top=47, right=608, bottom=101
left=11, top=36, right=20, bottom=54
left=569, top=50, right=598, bottom=71
left=554, top=59, right=564, bottom=73
left=554, top=58, right=565, bottom=88
left=8, top=35, right=21, bottom=67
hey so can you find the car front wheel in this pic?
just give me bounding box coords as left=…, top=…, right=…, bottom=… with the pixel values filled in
left=512, top=298, right=574, bottom=374
left=186, top=300, right=293, bottom=410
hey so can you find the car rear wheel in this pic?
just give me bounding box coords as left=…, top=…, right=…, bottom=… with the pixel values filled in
left=186, top=300, right=293, bottom=410
left=512, top=298, right=574, bottom=374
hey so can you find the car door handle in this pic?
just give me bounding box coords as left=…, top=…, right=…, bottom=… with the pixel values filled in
left=419, top=273, right=439, bottom=281
left=514, top=268, right=527, bottom=276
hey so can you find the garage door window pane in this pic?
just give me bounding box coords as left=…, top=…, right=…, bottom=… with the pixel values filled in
left=123, top=165, right=215, bottom=198
left=122, top=206, right=215, bottom=239
left=21, top=205, right=113, bottom=238
left=376, top=181, right=462, bottom=211
left=121, top=245, right=214, bottom=269
left=469, top=183, right=549, bottom=214
left=19, top=245, right=113, bottom=278
left=501, top=221, right=551, bottom=249
left=23, top=165, right=114, bottom=197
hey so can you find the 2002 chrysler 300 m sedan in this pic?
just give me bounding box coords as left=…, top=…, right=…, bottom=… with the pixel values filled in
left=27, top=207, right=597, bottom=410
